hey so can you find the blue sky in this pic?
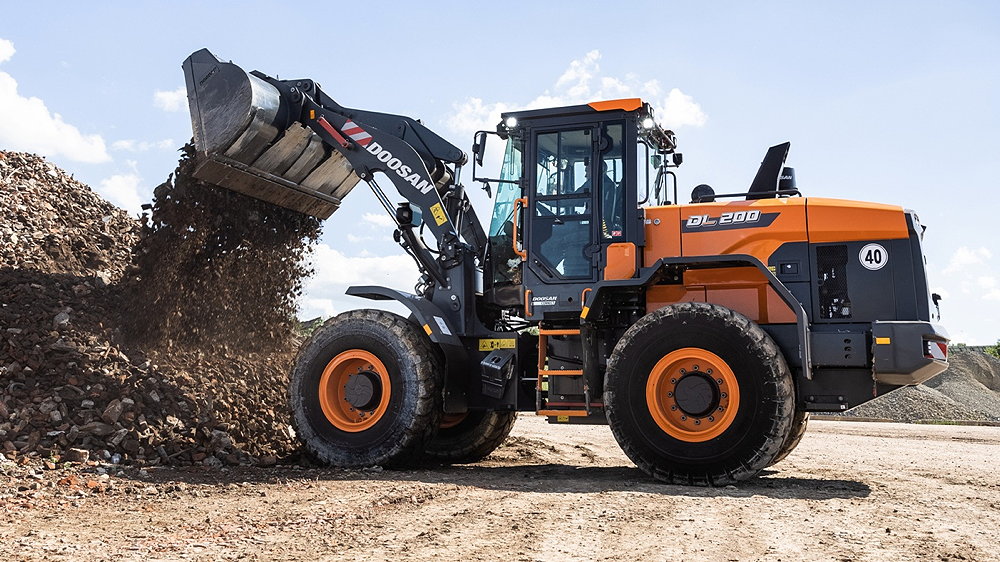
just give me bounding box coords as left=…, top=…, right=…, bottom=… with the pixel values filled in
left=1, top=2, right=997, bottom=343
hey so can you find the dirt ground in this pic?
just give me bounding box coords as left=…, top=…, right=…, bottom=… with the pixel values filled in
left=3, top=417, right=999, bottom=562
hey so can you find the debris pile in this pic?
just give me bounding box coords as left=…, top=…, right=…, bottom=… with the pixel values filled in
left=843, top=348, right=1000, bottom=422
left=0, top=149, right=317, bottom=466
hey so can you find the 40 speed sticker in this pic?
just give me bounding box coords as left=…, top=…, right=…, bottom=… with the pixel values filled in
left=859, top=243, right=888, bottom=271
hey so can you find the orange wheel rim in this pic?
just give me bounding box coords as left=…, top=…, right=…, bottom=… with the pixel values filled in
left=646, top=348, right=740, bottom=442
left=318, top=349, right=391, bottom=432
left=439, top=412, right=468, bottom=430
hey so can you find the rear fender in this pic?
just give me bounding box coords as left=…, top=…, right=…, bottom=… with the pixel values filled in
left=582, top=254, right=813, bottom=380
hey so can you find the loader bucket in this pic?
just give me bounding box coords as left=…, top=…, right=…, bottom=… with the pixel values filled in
left=181, top=49, right=361, bottom=219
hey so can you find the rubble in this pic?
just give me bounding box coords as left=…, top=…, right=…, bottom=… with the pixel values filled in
left=122, top=144, right=321, bottom=351
left=1, top=149, right=314, bottom=467
left=842, top=348, right=1000, bottom=422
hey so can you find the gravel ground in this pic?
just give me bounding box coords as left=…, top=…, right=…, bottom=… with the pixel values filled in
left=2, top=415, right=998, bottom=561
left=843, top=349, right=1000, bottom=422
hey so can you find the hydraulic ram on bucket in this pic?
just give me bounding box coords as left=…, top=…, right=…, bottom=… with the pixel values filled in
left=182, top=49, right=361, bottom=218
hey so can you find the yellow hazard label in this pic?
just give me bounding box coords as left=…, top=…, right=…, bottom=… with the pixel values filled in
left=875, top=337, right=891, bottom=345
left=557, top=415, right=569, bottom=422
left=580, top=306, right=590, bottom=319
left=429, top=203, right=448, bottom=226
left=478, top=338, right=516, bottom=351
left=422, top=324, right=433, bottom=335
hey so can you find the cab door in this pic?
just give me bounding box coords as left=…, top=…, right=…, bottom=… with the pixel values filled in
left=527, top=126, right=599, bottom=285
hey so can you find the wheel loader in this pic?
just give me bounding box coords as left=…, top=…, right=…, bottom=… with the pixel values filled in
left=180, top=49, right=949, bottom=485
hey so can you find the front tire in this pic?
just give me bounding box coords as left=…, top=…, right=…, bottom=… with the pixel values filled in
left=604, top=302, right=794, bottom=485
left=289, top=310, right=441, bottom=468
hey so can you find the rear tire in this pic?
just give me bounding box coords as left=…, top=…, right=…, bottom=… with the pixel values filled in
left=424, top=410, right=517, bottom=464
left=604, top=302, right=794, bottom=486
left=769, top=410, right=809, bottom=466
left=289, top=309, right=441, bottom=468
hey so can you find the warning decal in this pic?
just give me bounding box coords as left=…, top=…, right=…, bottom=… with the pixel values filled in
left=429, top=203, right=448, bottom=226
left=478, top=338, right=516, bottom=351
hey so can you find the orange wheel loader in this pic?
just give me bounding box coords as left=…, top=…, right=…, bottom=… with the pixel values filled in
left=180, top=49, right=948, bottom=485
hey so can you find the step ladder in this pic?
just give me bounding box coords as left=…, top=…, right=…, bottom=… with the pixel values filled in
left=535, top=328, right=591, bottom=417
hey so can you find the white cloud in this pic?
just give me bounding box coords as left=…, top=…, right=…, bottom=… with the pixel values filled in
left=111, top=138, right=176, bottom=152
left=0, top=38, right=13, bottom=63
left=0, top=38, right=110, bottom=163
left=446, top=50, right=706, bottom=143
left=309, top=244, right=416, bottom=286
left=661, top=88, right=707, bottom=129
left=362, top=212, right=396, bottom=228
left=97, top=161, right=144, bottom=214
left=298, top=244, right=419, bottom=319
left=446, top=97, right=514, bottom=138
left=942, top=246, right=992, bottom=275
left=300, top=297, right=337, bottom=318
left=153, top=86, right=186, bottom=112
left=977, top=276, right=1000, bottom=301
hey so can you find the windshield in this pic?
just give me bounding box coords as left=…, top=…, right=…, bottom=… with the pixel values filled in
left=488, top=138, right=523, bottom=284
left=489, top=139, right=522, bottom=237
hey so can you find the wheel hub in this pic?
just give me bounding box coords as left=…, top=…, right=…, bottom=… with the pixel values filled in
left=343, top=371, right=381, bottom=410
left=318, top=350, right=392, bottom=433
left=673, top=373, right=718, bottom=417
left=645, top=347, right=741, bottom=442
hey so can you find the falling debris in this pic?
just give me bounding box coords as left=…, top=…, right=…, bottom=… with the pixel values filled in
left=0, top=149, right=319, bottom=465
left=123, top=144, right=321, bottom=351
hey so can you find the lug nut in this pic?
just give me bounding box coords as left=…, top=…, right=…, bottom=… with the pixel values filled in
left=667, top=391, right=673, bottom=397
left=717, top=406, right=725, bottom=412
left=670, top=378, right=677, bottom=384
left=707, top=369, right=714, bottom=375
left=693, top=364, right=699, bottom=371
left=694, top=420, right=700, bottom=425
left=680, top=415, right=687, bottom=421
left=679, top=369, right=686, bottom=375
left=721, top=392, right=727, bottom=398
left=670, top=405, right=677, bottom=411
left=708, top=416, right=715, bottom=422
left=716, top=378, right=723, bottom=385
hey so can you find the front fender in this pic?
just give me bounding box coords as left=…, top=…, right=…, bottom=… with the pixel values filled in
left=346, top=285, right=461, bottom=346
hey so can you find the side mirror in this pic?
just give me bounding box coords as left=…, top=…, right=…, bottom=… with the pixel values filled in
left=473, top=131, right=488, bottom=167
left=650, top=154, right=662, bottom=168
left=672, top=153, right=683, bottom=166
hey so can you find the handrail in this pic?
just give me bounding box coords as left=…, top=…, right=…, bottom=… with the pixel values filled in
left=692, top=189, right=802, bottom=204
left=512, top=197, right=528, bottom=260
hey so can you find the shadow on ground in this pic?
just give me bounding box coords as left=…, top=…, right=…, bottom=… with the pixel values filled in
left=115, top=462, right=871, bottom=500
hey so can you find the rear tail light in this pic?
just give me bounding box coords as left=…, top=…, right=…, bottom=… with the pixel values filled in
left=924, top=340, right=948, bottom=361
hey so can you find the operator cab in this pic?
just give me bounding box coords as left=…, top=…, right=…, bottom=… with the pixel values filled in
left=473, top=99, right=677, bottom=314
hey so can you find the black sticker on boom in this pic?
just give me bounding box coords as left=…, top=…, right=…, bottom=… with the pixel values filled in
left=682, top=211, right=780, bottom=233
